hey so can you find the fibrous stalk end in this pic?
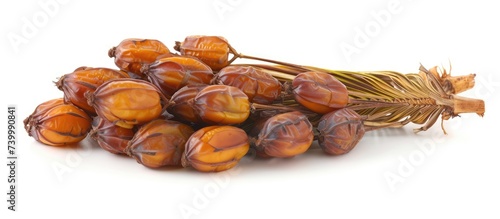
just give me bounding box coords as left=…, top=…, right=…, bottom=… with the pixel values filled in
left=452, top=95, right=485, bottom=117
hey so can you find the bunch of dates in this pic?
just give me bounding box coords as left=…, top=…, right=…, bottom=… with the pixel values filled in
left=24, top=36, right=365, bottom=172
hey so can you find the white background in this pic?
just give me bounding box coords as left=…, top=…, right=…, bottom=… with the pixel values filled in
left=1, top=0, right=499, bottom=218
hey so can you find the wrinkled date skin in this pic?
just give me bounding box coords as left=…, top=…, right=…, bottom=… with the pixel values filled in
left=90, top=117, right=135, bottom=154
left=254, top=111, right=314, bottom=158
left=214, top=66, right=282, bottom=104
left=143, top=56, right=214, bottom=98
left=292, top=71, right=349, bottom=114
left=24, top=98, right=92, bottom=146
left=182, top=126, right=249, bottom=172
left=86, top=78, right=165, bottom=129
left=56, top=67, right=129, bottom=115
left=167, top=85, right=207, bottom=124
left=109, top=38, right=171, bottom=77
left=317, top=108, right=365, bottom=155
left=176, top=35, right=231, bottom=71
left=193, top=85, right=250, bottom=125
left=126, top=119, right=194, bottom=168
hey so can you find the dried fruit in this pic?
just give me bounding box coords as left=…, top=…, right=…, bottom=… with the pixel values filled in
left=182, top=126, right=249, bottom=172
left=90, top=117, right=135, bottom=154
left=142, top=56, right=214, bottom=98
left=56, top=67, right=129, bottom=115
left=108, top=38, right=171, bottom=77
left=86, top=78, right=166, bottom=129
left=24, top=35, right=488, bottom=174
left=175, top=35, right=233, bottom=71
left=214, top=66, right=282, bottom=104
left=167, top=85, right=207, bottom=124
left=126, top=119, right=194, bottom=168
left=317, top=108, right=365, bottom=155
left=292, top=71, right=349, bottom=114
left=192, top=85, right=250, bottom=125
left=253, top=111, right=313, bottom=158
left=24, top=98, right=92, bottom=146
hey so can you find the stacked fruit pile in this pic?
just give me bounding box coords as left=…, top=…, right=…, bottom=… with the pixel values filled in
left=24, top=36, right=485, bottom=172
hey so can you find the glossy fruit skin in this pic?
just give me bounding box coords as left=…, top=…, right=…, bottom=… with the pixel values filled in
left=24, top=98, right=92, bottom=146
left=143, top=56, right=214, bottom=98
left=126, top=119, right=194, bottom=168
left=193, top=85, right=250, bottom=125
left=108, top=38, right=170, bottom=77
left=317, top=108, right=365, bottom=155
left=86, top=78, right=165, bottom=129
left=292, top=71, right=349, bottom=114
left=182, top=126, right=249, bottom=172
left=254, top=111, right=313, bottom=158
left=167, top=85, right=207, bottom=124
left=56, top=67, right=129, bottom=115
left=214, top=66, right=282, bottom=104
left=90, top=117, right=135, bottom=154
left=177, top=35, right=230, bottom=71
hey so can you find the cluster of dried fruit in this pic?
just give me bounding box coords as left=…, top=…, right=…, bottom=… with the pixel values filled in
left=24, top=36, right=485, bottom=172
